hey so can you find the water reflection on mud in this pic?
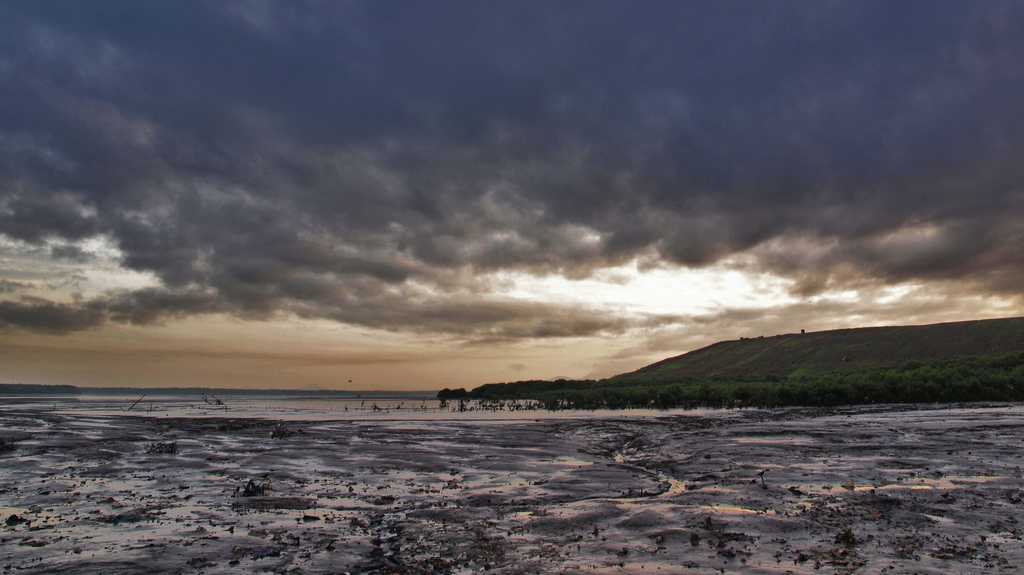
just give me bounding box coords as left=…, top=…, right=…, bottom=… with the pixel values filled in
left=1, top=401, right=1023, bottom=573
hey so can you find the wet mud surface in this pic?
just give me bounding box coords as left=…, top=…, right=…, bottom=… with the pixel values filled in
left=2, top=403, right=1023, bottom=573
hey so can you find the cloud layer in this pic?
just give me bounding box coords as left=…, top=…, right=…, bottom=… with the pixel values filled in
left=2, top=1, right=1023, bottom=339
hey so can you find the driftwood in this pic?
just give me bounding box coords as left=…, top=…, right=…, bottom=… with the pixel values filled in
left=202, top=392, right=225, bottom=406
left=125, top=394, right=146, bottom=412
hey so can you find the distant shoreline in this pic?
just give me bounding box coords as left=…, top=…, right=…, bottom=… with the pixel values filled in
left=0, top=383, right=435, bottom=399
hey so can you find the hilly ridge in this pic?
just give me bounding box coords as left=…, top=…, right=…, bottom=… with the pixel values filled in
left=614, top=316, right=1024, bottom=383
left=463, top=316, right=1024, bottom=408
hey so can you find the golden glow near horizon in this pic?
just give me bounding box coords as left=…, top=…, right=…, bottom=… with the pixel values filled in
left=3, top=254, right=1021, bottom=390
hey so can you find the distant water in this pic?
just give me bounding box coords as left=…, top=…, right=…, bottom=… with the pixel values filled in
left=0, top=393, right=716, bottom=422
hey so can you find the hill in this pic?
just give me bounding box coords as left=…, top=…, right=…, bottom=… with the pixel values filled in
left=614, top=316, right=1024, bottom=383
left=463, top=317, right=1024, bottom=409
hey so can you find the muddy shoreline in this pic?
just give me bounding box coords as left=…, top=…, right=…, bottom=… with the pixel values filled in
left=2, top=403, right=1023, bottom=573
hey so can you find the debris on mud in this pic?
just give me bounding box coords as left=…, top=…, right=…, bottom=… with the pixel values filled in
left=5, top=514, right=28, bottom=527
left=835, top=528, right=858, bottom=547
left=234, top=496, right=316, bottom=511
left=236, top=477, right=273, bottom=497
left=102, top=507, right=163, bottom=525
left=144, top=441, right=178, bottom=455
left=1, top=401, right=1023, bottom=573
left=270, top=423, right=301, bottom=439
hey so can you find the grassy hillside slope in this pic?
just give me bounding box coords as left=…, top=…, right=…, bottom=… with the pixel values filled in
left=614, top=316, right=1024, bottom=383
left=463, top=317, right=1024, bottom=409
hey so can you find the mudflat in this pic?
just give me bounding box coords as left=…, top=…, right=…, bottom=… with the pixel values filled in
left=2, top=403, right=1023, bottom=574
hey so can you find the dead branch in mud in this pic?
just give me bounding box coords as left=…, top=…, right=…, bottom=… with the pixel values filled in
left=125, top=394, right=146, bottom=412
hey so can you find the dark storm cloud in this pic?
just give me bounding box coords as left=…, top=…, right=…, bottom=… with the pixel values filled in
left=0, top=283, right=682, bottom=340
left=1, top=1, right=1022, bottom=335
left=0, top=297, right=105, bottom=333
left=0, top=280, right=29, bottom=294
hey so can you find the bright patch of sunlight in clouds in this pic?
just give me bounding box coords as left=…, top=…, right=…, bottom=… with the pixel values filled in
left=0, top=235, right=159, bottom=301
left=492, top=260, right=798, bottom=316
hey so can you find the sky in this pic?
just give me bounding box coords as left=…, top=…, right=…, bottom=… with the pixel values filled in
left=2, top=1, right=1023, bottom=390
